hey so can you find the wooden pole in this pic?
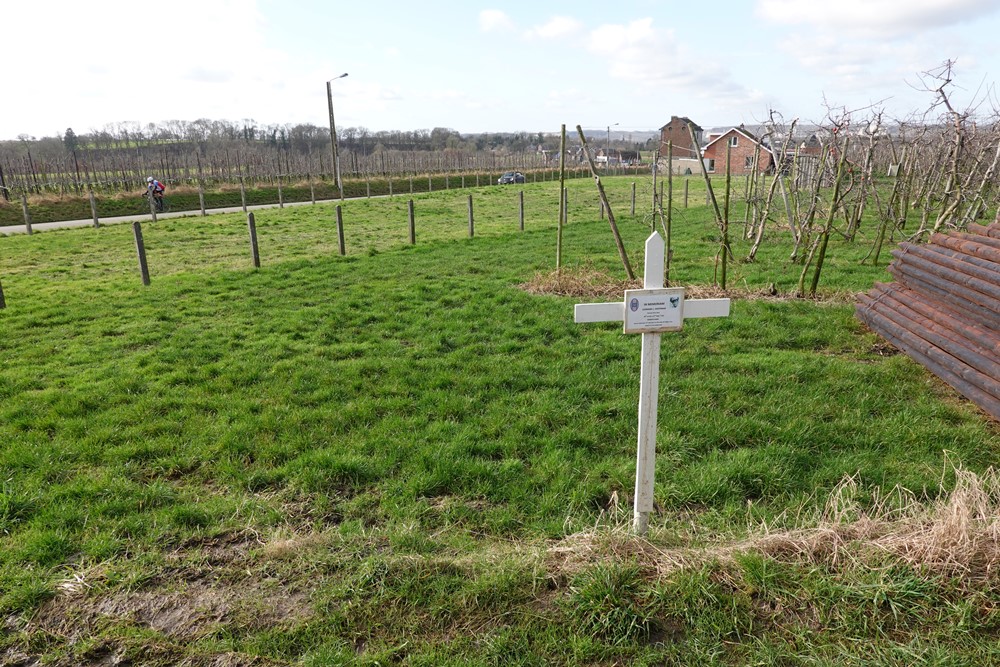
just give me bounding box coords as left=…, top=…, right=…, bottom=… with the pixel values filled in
left=684, top=178, right=689, bottom=208
left=247, top=212, right=260, bottom=268
left=576, top=125, right=635, bottom=280
left=557, top=124, right=566, bottom=270
left=278, top=179, right=284, bottom=208
left=0, top=278, right=6, bottom=309
left=146, top=184, right=158, bottom=223
left=408, top=199, right=415, bottom=244
left=20, top=193, right=32, bottom=234
left=239, top=176, right=247, bottom=213
left=631, top=181, right=636, bottom=216
left=198, top=183, right=206, bottom=216
left=666, top=141, right=673, bottom=283
left=336, top=205, right=345, bottom=256
left=133, top=221, right=150, bottom=285
left=88, top=188, right=99, bottom=228
left=197, top=156, right=207, bottom=216
left=687, top=124, right=725, bottom=232
left=722, top=144, right=732, bottom=290
left=519, top=190, right=525, bottom=231
left=468, top=194, right=474, bottom=237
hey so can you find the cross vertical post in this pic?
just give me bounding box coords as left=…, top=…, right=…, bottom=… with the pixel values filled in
left=634, top=232, right=664, bottom=534
left=574, top=231, right=730, bottom=536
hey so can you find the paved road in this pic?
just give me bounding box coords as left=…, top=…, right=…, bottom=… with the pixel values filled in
left=0, top=197, right=350, bottom=236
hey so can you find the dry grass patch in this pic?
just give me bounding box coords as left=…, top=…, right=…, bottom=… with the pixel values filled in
left=520, top=267, right=856, bottom=303
left=549, top=464, right=1000, bottom=586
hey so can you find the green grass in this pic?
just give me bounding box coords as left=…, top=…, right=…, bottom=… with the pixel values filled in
left=0, top=176, right=997, bottom=665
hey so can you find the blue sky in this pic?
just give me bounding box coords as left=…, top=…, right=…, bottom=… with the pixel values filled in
left=5, top=0, right=1000, bottom=140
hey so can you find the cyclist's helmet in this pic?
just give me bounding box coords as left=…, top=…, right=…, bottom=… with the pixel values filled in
left=147, top=176, right=153, bottom=183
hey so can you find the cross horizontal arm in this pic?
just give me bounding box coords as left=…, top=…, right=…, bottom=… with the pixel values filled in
left=684, top=298, right=730, bottom=318
left=574, top=302, right=623, bottom=323
left=574, top=298, right=730, bottom=324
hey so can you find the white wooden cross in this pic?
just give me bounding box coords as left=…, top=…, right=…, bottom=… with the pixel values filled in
left=574, top=231, right=730, bottom=535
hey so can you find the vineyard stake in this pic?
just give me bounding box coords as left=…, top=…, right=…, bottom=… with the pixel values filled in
left=336, top=205, right=345, bottom=255
left=88, top=188, right=99, bottom=228
left=519, top=190, right=525, bottom=231
left=468, top=194, right=474, bottom=238
left=21, top=193, right=32, bottom=235
left=132, top=221, right=150, bottom=285
left=408, top=199, right=415, bottom=244
left=247, top=212, right=260, bottom=268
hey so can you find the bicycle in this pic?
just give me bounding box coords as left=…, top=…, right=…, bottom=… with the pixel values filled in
left=142, top=191, right=171, bottom=213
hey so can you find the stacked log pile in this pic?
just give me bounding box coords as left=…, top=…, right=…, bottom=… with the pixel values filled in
left=856, top=223, right=1000, bottom=421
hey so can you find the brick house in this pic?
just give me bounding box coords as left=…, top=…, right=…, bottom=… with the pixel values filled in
left=700, top=126, right=775, bottom=176
left=658, top=116, right=702, bottom=158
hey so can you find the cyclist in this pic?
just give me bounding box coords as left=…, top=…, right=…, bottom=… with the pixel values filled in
left=145, top=176, right=166, bottom=211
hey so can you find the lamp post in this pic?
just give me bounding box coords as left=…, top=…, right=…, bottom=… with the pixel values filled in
left=607, top=122, right=619, bottom=169
left=326, top=73, right=348, bottom=200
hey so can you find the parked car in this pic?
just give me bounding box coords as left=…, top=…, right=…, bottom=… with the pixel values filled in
left=497, top=171, right=525, bottom=184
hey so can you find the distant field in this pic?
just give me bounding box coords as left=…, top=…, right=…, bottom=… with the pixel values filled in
left=1, top=177, right=997, bottom=665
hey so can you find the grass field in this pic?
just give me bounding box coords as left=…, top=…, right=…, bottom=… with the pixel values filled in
left=1, top=176, right=998, bottom=665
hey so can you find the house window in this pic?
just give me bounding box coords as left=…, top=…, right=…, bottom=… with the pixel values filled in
left=706, top=159, right=716, bottom=173
left=728, top=135, right=738, bottom=147
left=745, top=156, right=755, bottom=169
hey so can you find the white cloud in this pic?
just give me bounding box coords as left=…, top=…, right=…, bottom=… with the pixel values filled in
left=479, top=9, right=515, bottom=32
left=587, top=18, right=762, bottom=106
left=757, top=0, right=1000, bottom=37
left=524, top=16, right=583, bottom=39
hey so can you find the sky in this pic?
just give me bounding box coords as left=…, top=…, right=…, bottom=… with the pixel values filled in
left=5, top=0, right=1000, bottom=141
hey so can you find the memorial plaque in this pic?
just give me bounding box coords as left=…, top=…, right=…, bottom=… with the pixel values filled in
left=623, top=288, right=684, bottom=333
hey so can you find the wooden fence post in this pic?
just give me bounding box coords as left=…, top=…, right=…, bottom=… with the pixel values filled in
left=199, top=182, right=207, bottom=216
left=133, top=221, right=150, bottom=286
left=336, top=205, right=345, bottom=256
left=684, top=179, right=689, bottom=208
left=388, top=178, right=393, bottom=198
left=631, top=182, right=636, bottom=216
left=146, top=185, right=158, bottom=223
left=468, top=194, right=474, bottom=237
left=88, top=188, right=99, bottom=228
left=519, top=190, right=525, bottom=231
left=21, top=193, right=32, bottom=235
left=0, top=278, right=6, bottom=309
left=247, top=212, right=260, bottom=268
left=278, top=180, right=284, bottom=208
left=240, top=176, right=247, bottom=213
left=366, top=176, right=371, bottom=198
left=310, top=179, right=316, bottom=204
left=408, top=199, right=415, bottom=244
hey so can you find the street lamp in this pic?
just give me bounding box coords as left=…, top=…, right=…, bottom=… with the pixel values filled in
left=607, top=122, right=619, bottom=167
left=326, top=73, right=348, bottom=199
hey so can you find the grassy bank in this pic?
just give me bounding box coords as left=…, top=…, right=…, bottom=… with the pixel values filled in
left=1, top=177, right=997, bottom=665
left=0, top=170, right=590, bottom=226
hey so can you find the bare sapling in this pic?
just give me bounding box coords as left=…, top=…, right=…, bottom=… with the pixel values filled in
left=575, top=125, right=635, bottom=280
